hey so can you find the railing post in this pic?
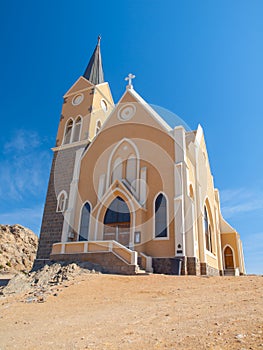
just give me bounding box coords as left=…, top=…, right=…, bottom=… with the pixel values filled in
left=61, top=243, right=65, bottom=254
left=84, top=242, right=88, bottom=253
left=131, top=251, right=138, bottom=265
left=146, top=256, right=153, bottom=272
left=109, top=241, right=113, bottom=252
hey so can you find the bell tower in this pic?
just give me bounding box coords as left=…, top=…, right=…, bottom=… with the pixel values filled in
left=56, top=36, right=114, bottom=147
left=34, top=37, right=114, bottom=269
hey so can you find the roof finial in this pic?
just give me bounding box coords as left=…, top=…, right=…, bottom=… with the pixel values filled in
left=97, top=35, right=101, bottom=45
left=125, top=73, right=136, bottom=89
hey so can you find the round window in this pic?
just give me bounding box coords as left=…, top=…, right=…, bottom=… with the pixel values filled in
left=118, top=104, right=136, bottom=121
left=72, top=94, right=84, bottom=106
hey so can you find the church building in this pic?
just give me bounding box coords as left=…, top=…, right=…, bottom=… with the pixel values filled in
left=34, top=37, right=246, bottom=276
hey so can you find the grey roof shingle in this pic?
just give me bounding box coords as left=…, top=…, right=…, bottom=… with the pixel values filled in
left=83, top=36, right=104, bottom=85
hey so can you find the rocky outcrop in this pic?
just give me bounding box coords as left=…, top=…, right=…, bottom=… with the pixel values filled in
left=0, top=224, right=38, bottom=273
left=1, top=262, right=101, bottom=302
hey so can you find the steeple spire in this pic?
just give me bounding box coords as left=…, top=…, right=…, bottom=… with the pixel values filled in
left=83, top=36, right=104, bottom=85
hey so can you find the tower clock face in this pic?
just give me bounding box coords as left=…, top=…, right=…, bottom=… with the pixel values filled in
left=72, top=94, right=84, bottom=106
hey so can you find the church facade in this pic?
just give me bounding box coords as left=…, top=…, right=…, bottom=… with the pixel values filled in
left=35, top=38, right=246, bottom=276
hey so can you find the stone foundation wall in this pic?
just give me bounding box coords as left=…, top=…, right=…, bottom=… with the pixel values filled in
left=50, top=252, right=137, bottom=275
left=152, top=257, right=220, bottom=276
left=186, top=257, right=200, bottom=275
left=200, top=262, right=220, bottom=276
left=152, top=258, right=183, bottom=275
left=36, top=146, right=83, bottom=261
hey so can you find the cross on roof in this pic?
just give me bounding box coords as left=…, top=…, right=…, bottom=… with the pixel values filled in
left=125, top=73, right=136, bottom=89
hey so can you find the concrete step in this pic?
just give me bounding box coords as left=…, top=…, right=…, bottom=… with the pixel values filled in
left=224, top=269, right=235, bottom=276
left=135, top=266, right=149, bottom=275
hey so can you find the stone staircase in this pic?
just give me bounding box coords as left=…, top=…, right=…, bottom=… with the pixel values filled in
left=224, top=268, right=238, bottom=276
left=50, top=240, right=151, bottom=275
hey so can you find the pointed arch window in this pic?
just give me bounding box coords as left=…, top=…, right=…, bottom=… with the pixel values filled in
left=112, top=157, right=123, bottom=182
left=126, top=154, right=136, bottom=188
left=79, top=202, right=91, bottom=241
left=72, top=117, right=82, bottom=142
left=204, top=206, right=213, bottom=252
left=56, top=191, right=67, bottom=212
left=108, top=140, right=140, bottom=191
left=155, top=193, right=168, bottom=238
left=96, top=120, right=102, bottom=135
left=64, top=119, right=73, bottom=144
left=104, top=197, right=130, bottom=226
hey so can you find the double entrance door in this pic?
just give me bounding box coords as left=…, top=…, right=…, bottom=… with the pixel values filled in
left=103, top=223, right=130, bottom=247
left=103, top=196, right=131, bottom=247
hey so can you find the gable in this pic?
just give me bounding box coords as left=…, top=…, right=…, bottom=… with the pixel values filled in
left=100, top=88, right=173, bottom=134
left=64, top=76, right=94, bottom=97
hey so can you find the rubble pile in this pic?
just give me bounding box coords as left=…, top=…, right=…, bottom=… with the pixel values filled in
left=1, top=262, right=101, bottom=302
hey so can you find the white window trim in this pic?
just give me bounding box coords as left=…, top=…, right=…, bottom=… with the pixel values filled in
left=56, top=190, right=68, bottom=213
left=78, top=201, right=92, bottom=241
left=62, top=118, right=74, bottom=145
left=203, top=199, right=215, bottom=254
left=106, top=138, right=140, bottom=193
left=153, top=191, right=170, bottom=241
left=72, top=115, right=83, bottom=143
left=62, top=116, right=83, bottom=145
left=95, top=119, right=102, bottom=135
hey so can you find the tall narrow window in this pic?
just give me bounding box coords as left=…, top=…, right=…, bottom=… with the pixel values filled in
left=126, top=154, right=136, bottom=187
left=72, top=117, right=81, bottom=142
left=112, top=157, right=122, bottom=182
left=155, top=194, right=168, bottom=238
left=56, top=191, right=67, bottom=212
left=208, top=225, right=213, bottom=252
left=204, top=206, right=213, bottom=252
left=79, top=202, right=91, bottom=241
left=96, top=120, right=102, bottom=135
left=204, top=207, right=209, bottom=250
left=64, top=119, right=73, bottom=144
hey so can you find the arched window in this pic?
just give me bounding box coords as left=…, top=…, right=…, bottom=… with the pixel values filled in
left=104, top=197, right=130, bottom=226
left=79, top=202, right=91, bottom=241
left=56, top=191, right=67, bottom=212
left=204, top=207, right=209, bottom=250
left=108, top=139, right=139, bottom=189
left=96, top=120, right=102, bottom=135
left=72, top=117, right=82, bottom=142
left=155, top=193, right=168, bottom=238
left=112, top=157, right=123, bottom=182
left=64, top=119, right=73, bottom=144
left=126, top=154, right=136, bottom=188
left=204, top=206, right=213, bottom=252
left=208, top=225, right=213, bottom=252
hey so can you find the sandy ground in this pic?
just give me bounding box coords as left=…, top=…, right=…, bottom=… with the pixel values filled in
left=0, top=274, right=262, bottom=350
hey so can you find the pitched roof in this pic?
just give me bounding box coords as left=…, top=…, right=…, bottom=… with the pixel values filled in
left=83, top=36, right=104, bottom=85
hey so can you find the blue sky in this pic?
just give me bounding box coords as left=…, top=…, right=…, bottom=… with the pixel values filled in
left=1, top=0, right=262, bottom=274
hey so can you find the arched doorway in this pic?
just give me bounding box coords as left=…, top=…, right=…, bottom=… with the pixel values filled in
left=224, top=246, right=234, bottom=269
left=103, top=196, right=130, bottom=247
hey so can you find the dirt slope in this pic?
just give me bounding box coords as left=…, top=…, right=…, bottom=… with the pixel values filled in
left=0, top=274, right=262, bottom=349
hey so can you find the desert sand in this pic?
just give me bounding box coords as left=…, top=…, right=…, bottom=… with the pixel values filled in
left=0, top=273, right=262, bottom=349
